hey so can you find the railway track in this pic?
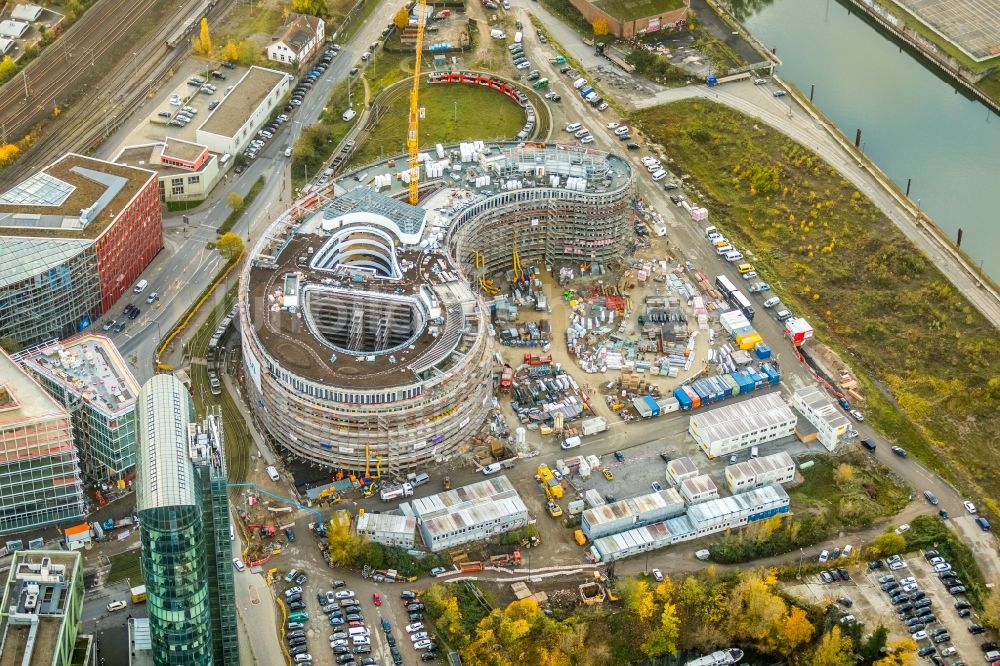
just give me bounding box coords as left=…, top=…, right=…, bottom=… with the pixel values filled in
left=0, top=0, right=231, bottom=186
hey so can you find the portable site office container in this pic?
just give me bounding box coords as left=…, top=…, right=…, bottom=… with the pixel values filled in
left=674, top=388, right=692, bottom=410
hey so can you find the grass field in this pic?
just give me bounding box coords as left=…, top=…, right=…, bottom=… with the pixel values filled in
left=593, top=0, right=685, bottom=19
left=106, top=548, right=143, bottom=586
left=635, top=99, right=1000, bottom=514
left=348, top=84, right=526, bottom=167
left=788, top=454, right=910, bottom=529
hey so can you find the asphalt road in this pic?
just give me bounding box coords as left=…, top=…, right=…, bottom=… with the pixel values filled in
left=108, top=0, right=402, bottom=384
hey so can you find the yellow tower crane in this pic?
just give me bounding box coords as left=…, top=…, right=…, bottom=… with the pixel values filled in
left=407, top=0, right=428, bottom=205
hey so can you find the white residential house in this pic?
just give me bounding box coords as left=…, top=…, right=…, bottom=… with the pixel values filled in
left=266, top=12, right=325, bottom=69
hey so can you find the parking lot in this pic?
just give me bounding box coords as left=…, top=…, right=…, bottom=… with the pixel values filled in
left=266, top=523, right=441, bottom=666
left=788, top=549, right=993, bottom=665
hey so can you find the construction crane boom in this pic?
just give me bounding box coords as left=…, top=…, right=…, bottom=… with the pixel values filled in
left=407, top=0, right=428, bottom=205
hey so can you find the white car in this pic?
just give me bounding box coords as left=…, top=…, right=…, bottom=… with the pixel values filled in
left=330, top=640, right=348, bottom=647
left=284, top=587, right=302, bottom=597
left=293, top=655, right=312, bottom=664
left=818, top=550, right=830, bottom=562
left=850, top=409, right=865, bottom=421
left=911, top=630, right=928, bottom=641
left=889, top=561, right=907, bottom=571
left=169, top=96, right=182, bottom=106
left=607, top=122, right=619, bottom=129
left=565, top=122, right=582, bottom=132
left=334, top=590, right=355, bottom=599
left=940, top=647, right=957, bottom=657
left=410, top=632, right=429, bottom=641
left=641, top=157, right=659, bottom=166
left=895, top=523, right=911, bottom=534
left=515, top=61, right=530, bottom=69
left=405, top=623, right=424, bottom=633
left=580, top=135, right=594, bottom=144
left=232, top=558, right=246, bottom=572
left=414, top=640, right=432, bottom=649
left=934, top=563, right=952, bottom=572
left=900, top=577, right=916, bottom=585
left=597, top=102, right=608, bottom=111
left=651, top=568, right=664, bottom=582
left=964, top=501, right=977, bottom=514
left=107, top=600, right=127, bottom=612
left=902, top=583, right=919, bottom=593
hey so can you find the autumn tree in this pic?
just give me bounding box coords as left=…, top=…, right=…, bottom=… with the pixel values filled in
left=873, top=638, right=917, bottom=666
left=462, top=598, right=559, bottom=665
left=983, top=581, right=1000, bottom=630
left=0, top=55, right=16, bottom=82
left=726, top=571, right=787, bottom=643
left=811, top=626, right=855, bottom=666
left=227, top=191, right=244, bottom=211
left=394, top=6, right=410, bottom=29
left=641, top=600, right=681, bottom=658
left=193, top=17, right=212, bottom=55
left=0, top=143, right=20, bottom=167
left=776, top=606, right=815, bottom=656
left=217, top=232, right=244, bottom=262
left=292, top=0, right=327, bottom=16
left=423, top=584, right=465, bottom=644
left=223, top=39, right=240, bottom=63
left=326, top=510, right=364, bottom=564
left=619, top=578, right=657, bottom=622
left=592, top=18, right=608, bottom=36
left=870, top=531, right=906, bottom=558
left=833, top=463, right=855, bottom=486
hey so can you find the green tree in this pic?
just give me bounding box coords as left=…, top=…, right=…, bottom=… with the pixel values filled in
left=394, top=6, right=410, bottom=29
left=860, top=625, right=889, bottom=665
left=292, top=0, right=327, bottom=17
left=0, top=337, right=22, bottom=354
left=216, top=232, right=244, bottom=262
left=870, top=531, right=906, bottom=558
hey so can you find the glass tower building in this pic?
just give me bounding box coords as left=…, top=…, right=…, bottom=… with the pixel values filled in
left=136, top=374, right=238, bottom=666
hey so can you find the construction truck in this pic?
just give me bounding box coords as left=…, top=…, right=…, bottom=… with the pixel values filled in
left=380, top=482, right=414, bottom=502
left=499, top=365, right=513, bottom=392
left=459, top=560, right=484, bottom=573
left=130, top=585, right=147, bottom=604
left=488, top=551, right=522, bottom=567
left=574, top=529, right=587, bottom=545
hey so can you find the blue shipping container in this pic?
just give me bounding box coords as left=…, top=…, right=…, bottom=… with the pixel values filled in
left=643, top=395, right=660, bottom=417
left=755, top=343, right=772, bottom=359
left=761, top=364, right=780, bottom=385
left=712, top=376, right=732, bottom=398
left=674, top=388, right=692, bottom=410
left=691, top=383, right=709, bottom=403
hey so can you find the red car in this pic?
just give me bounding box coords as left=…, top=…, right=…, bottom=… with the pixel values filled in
left=372, top=593, right=382, bottom=607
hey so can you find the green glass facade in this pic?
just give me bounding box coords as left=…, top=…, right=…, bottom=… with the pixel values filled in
left=139, top=504, right=213, bottom=666
left=137, top=375, right=238, bottom=666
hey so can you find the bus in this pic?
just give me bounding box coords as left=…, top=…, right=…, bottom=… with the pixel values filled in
left=730, top=290, right=755, bottom=320
left=715, top=275, right=738, bottom=297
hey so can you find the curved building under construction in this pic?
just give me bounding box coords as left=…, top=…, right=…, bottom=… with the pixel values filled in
left=239, top=142, right=635, bottom=472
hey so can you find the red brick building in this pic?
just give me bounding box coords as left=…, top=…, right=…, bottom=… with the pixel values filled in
left=567, top=0, right=690, bottom=39
left=0, top=154, right=161, bottom=346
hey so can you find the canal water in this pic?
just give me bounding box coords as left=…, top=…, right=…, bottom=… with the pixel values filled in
left=741, top=0, right=1000, bottom=279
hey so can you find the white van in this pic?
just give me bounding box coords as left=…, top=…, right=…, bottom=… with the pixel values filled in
left=348, top=627, right=370, bottom=638
left=572, top=78, right=587, bottom=89
left=715, top=244, right=733, bottom=255
left=776, top=309, right=793, bottom=322
left=514, top=31, right=522, bottom=44
left=342, top=108, right=356, bottom=121
left=763, top=296, right=780, bottom=308
left=655, top=224, right=667, bottom=237
left=133, top=279, right=148, bottom=293
left=564, top=122, right=581, bottom=133
left=482, top=463, right=502, bottom=475
left=266, top=465, right=279, bottom=482
left=750, top=446, right=759, bottom=458
left=560, top=436, right=582, bottom=449
left=724, top=250, right=744, bottom=262
left=651, top=170, right=667, bottom=181
left=490, top=28, right=506, bottom=39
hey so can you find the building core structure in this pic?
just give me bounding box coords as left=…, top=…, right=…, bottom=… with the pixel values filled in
left=135, top=374, right=237, bottom=666
left=240, top=142, right=634, bottom=472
